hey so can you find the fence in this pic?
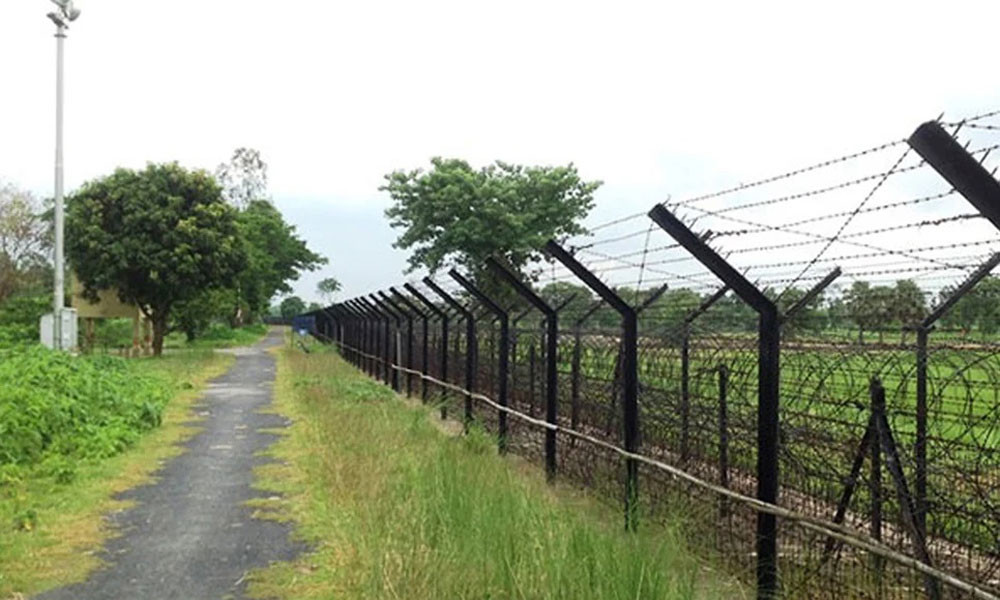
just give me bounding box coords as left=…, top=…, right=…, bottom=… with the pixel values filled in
left=304, top=113, right=1000, bottom=599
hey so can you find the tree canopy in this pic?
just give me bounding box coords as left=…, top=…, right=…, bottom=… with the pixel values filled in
left=235, top=199, right=326, bottom=321
left=317, top=277, right=342, bottom=304
left=67, top=163, right=246, bottom=355
left=0, top=181, right=49, bottom=303
left=382, top=158, right=600, bottom=280
left=280, top=296, right=306, bottom=319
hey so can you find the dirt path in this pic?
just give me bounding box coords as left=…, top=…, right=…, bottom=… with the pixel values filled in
left=36, top=328, right=303, bottom=600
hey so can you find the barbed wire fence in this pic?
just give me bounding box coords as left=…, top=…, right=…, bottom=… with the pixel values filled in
left=306, top=111, right=1000, bottom=599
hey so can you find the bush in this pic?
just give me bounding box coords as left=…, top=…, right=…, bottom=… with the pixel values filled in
left=0, top=293, right=50, bottom=346
left=0, top=346, right=171, bottom=472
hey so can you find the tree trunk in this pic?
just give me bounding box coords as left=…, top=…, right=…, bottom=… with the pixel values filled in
left=152, top=314, right=168, bottom=357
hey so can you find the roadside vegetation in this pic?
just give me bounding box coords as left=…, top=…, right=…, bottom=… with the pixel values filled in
left=247, top=342, right=729, bottom=600
left=0, top=347, right=233, bottom=597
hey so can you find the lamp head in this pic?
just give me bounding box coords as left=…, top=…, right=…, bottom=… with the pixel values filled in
left=67, top=6, right=81, bottom=21
left=47, top=11, right=67, bottom=27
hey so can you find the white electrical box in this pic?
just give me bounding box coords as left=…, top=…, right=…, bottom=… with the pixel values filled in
left=40, top=308, right=78, bottom=351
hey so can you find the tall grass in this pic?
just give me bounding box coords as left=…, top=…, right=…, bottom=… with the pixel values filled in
left=249, top=346, right=729, bottom=599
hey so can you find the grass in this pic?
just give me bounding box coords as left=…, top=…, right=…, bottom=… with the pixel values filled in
left=245, top=341, right=735, bottom=600
left=0, top=348, right=234, bottom=598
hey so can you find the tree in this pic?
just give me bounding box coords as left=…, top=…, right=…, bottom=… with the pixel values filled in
left=845, top=281, right=894, bottom=344
left=539, top=281, right=592, bottom=317
left=280, top=296, right=306, bottom=319
left=172, top=288, right=232, bottom=342
left=0, top=181, right=49, bottom=302
left=939, top=276, right=1000, bottom=337
left=216, top=148, right=268, bottom=209
left=382, top=158, right=600, bottom=299
left=891, top=279, right=927, bottom=343
left=67, top=163, right=245, bottom=355
left=234, top=199, right=326, bottom=323
left=317, top=277, right=342, bottom=304
left=771, top=287, right=826, bottom=335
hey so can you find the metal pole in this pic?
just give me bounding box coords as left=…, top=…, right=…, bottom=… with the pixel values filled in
left=53, top=25, right=66, bottom=350
left=449, top=269, right=510, bottom=453
left=487, top=257, right=559, bottom=482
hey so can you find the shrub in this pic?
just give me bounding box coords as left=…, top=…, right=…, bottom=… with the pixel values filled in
left=0, top=347, right=170, bottom=472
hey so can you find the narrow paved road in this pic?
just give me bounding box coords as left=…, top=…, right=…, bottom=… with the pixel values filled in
left=37, top=328, right=303, bottom=600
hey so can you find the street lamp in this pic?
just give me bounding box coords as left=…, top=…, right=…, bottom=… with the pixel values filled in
left=47, top=0, right=81, bottom=350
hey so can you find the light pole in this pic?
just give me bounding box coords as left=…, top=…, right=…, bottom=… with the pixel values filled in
left=47, top=0, right=81, bottom=350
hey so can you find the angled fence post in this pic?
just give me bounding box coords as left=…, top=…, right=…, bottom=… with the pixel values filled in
left=347, top=299, right=373, bottom=375
left=910, top=120, right=1000, bottom=546
left=424, top=278, right=477, bottom=429
left=488, top=257, right=559, bottom=482
left=362, top=296, right=391, bottom=386
left=371, top=293, right=403, bottom=392
left=678, top=284, right=730, bottom=466
left=910, top=252, right=1000, bottom=537
left=649, top=203, right=780, bottom=600
left=449, top=269, right=510, bottom=452
left=572, top=299, right=606, bottom=433
left=545, top=241, right=641, bottom=530
left=391, top=287, right=427, bottom=399
left=379, top=291, right=410, bottom=394
left=406, top=283, right=449, bottom=418
left=340, top=302, right=362, bottom=367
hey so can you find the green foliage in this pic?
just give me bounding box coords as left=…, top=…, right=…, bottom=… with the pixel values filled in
left=316, top=277, right=341, bottom=304
left=938, top=276, right=1000, bottom=336
left=0, top=181, right=50, bottom=303
left=0, top=347, right=171, bottom=475
left=171, top=288, right=233, bottom=342
left=67, top=163, right=246, bottom=355
left=216, top=147, right=268, bottom=210
left=382, top=158, right=600, bottom=298
left=235, top=200, right=326, bottom=321
left=0, top=293, right=50, bottom=346
left=280, top=296, right=306, bottom=319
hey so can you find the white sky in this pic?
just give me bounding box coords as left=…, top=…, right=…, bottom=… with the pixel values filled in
left=2, top=0, right=1000, bottom=303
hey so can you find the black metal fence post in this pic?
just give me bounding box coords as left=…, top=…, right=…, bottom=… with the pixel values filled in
left=347, top=299, right=373, bottom=375
left=718, top=363, right=730, bottom=521
left=365, top=296, right=393, bottom=386
left=391, top=287, right=427, bottom=398
left=449, top=269, right=510, bottom=452
left=572, top=300, right=605, bottom=433
left=355, top=298, right=382, bottom=379
left=406, top=283, right=449, bottom=419
left=424, top=278, right=477, bottom=429
left=372, top=293, right=403, bottom=392
left=545, top=241, right=641, bottom=530
left=649, top=204, right=781, bottom=600
left=487, top=257, right=559, bottom=482
left=676, top=285, right=729, bottom=465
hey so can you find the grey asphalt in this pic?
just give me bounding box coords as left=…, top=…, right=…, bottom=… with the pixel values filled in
left=37, top=328, right=304, bottom=600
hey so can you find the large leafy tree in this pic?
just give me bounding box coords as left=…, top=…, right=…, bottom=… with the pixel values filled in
left=216, top=147, right=268, bottom=210
left=235, top=199, right=326, bottom=322
left=0, top=181, right=50, bottom=302
left=280, top=296, right=306, bottom=319
left=317, top=277, right=342, bottom=304
left=845, top=281, right=895, bottom=344
left=382, top=158, right=600, bottom=291
left=939, top=276, right=1000, bottom=337
left=67, top=163, right=245, bottom=355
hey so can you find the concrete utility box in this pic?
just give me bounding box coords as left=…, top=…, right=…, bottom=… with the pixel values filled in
left=40, top=308, right=79, bottom=350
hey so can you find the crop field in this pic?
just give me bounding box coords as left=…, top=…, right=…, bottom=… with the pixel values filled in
left=376, top=319, right=1000, bottom=599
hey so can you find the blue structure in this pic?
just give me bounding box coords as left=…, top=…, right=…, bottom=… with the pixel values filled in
left=291, top=314, right=316, bottom=336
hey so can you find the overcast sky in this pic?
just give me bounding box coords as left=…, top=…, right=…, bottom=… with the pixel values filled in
left=2, top=1, right=999, bottom=303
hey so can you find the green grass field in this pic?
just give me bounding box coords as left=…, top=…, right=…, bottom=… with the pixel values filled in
left=0, top=348, right=232, bottom=597
left=246, top=341, right=741, bottom=599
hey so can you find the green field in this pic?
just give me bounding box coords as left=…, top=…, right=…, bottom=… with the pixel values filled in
left=246, top=340, right=742, bottom=599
